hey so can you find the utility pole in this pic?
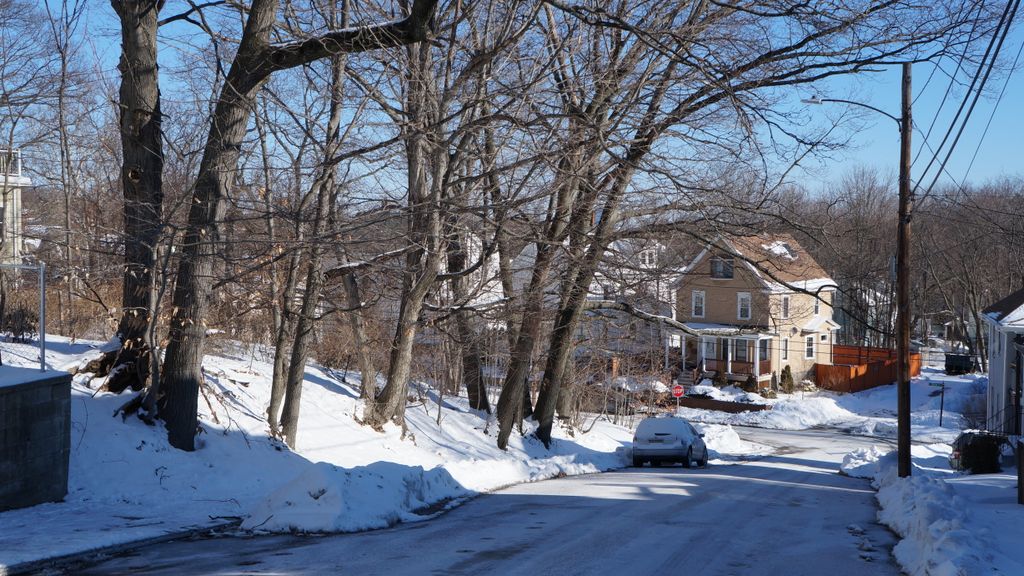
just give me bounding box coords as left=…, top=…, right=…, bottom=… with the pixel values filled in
left=897, top=62, right=912, bottom=478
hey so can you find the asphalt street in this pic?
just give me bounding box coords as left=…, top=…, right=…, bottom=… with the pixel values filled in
left=65, top=427, right=899, bottom=576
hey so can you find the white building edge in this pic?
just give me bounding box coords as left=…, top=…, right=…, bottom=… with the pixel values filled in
left=1, top=149, right=30, bottom=264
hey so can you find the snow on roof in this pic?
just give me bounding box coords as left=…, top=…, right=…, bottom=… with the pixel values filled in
left=801, top=315, right=841, bottom=333
left=983, top=286, right=1024, bottom=328
left=762, top=240, right=797, bottom=260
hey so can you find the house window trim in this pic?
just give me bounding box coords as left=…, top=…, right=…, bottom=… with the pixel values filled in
left=805, top=335, right=815, bottom=359
left=781, top=295, right=791, bottom=319
left=781, top=337, right=789, bottom=361
left=737, top=292, right=752, bottom=321
left=692, top=290, right=705, bottom=319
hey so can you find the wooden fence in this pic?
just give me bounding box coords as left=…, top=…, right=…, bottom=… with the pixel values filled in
left=816, top=345, right=922, bottom=393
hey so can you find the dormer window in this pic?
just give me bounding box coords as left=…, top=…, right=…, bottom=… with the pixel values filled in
left=710, top=257, right=734, bottom=279
left=639, top=249, right=656, bottom=268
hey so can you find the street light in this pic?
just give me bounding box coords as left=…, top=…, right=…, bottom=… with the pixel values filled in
left=804, top=63, right=913, bottom=478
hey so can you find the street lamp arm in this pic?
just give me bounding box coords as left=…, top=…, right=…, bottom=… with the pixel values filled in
left=801, top=97, right=902, bottom=128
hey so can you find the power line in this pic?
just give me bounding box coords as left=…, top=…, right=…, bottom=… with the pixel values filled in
left=912, top=0, right=1019, bottom=199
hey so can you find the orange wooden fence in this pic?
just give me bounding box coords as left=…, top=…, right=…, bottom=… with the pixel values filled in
left=816, top=345, right=921, bottom=393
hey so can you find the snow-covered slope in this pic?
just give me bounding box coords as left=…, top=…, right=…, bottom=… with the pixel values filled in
left=0, top=336, right=634, bottom=568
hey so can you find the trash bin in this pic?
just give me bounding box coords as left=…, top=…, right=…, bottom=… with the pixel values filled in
left=949, top=432, right=1005, bottom=474
left=944, top=354, right=974, bottom=375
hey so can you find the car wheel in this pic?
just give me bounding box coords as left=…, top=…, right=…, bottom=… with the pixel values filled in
left=698, top=448, right=708, bottom=468
left=633, top=456, right=643, bottom=468
left=682, top=447, right=692, bottom=468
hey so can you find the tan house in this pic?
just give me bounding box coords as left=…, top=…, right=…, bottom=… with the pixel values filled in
left=675, top=234, right=839, bottom=386
left=1, top=149, right=30, bottom=264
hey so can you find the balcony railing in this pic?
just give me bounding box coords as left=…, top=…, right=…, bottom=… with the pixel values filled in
left=0, top=149, right=21, bottom=177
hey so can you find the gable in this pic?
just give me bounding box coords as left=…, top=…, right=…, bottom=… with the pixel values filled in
left=984, top=286, right=1024, bottom=327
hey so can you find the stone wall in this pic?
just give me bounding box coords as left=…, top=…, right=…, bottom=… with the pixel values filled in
left=0, top=367, right=71, bottom=512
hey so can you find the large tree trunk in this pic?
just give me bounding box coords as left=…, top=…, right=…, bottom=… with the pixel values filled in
left=362, top=37, right=447, bottom=430
left=109, top=0, right=164, bottom=395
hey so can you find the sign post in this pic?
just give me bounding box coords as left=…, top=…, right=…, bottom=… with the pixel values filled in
left=929, top=382, right=946, bottom=427
left=672, top=384, right=685, bottom=411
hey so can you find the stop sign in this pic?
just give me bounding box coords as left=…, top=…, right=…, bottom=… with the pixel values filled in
left=672, top=384, right=685, bottom=398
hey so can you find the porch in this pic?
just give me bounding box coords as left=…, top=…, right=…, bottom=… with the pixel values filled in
left=671, top=326, right=774, bottom=386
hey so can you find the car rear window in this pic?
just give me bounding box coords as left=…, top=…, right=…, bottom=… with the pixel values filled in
left=636, top=418, right=689, bottom=437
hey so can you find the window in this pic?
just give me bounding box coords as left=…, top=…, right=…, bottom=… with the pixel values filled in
left=759, top=339, right=769, bottom=362
left=821, top=333, right=828, bottom=342
left=737, top=292, right=751, bottom=320
left=814, top=298, right=820, bottom=315
left=692, top=290, right=705, bottom=318
left=781, top=295, right=790, bottom=319
left=805, top=336, right=815, bottom=359
left=639, top=249, right=656, bottom=267
left=781, top=338, right=789, bottom=360
left=734, top=340, right=748, bottom=362
left=710, top=257, right=734, bottom=279
left=701, top=338, right=716, bottom=360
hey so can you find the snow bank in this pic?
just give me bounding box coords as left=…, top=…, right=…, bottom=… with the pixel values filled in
left=839, top=443, right=1018, bottom=576
left=241, top=462, right=470, bottom=533
left=698, top=423, right=772, bottom=459
left=679, top=395, right=860, bottom=430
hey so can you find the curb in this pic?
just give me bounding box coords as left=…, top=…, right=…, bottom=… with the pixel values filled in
left=0, top=519, right=241, bottom=576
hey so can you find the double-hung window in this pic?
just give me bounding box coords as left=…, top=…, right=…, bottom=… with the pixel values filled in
left=692, top=290, right=705, bottom=318
left=737, top=292, right=751, bottom=321
left=781, top=338, right=789, bottom=360
left=805, top=336, right=815, bottom=359
left=781, top=295, right=791, bottom=319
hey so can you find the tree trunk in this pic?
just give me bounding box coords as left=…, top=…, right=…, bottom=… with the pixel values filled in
left=110, top=0, right=164, bottom=395
left=342, top=269, right=377, bottom=399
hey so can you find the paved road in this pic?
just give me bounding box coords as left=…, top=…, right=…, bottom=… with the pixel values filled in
left=66, top=428, right=898, bottom=576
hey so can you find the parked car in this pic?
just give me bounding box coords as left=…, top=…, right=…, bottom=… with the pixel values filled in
left=949, top=431, right=1005, bottom=473
left=632, top=416, right=708, bottom=468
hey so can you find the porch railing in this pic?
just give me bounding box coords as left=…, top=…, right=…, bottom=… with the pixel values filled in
left=0, top=149, right=21, bottom=177
left=704, top=358, right=771, bottom=377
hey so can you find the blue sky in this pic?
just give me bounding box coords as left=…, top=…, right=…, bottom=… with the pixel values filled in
left=794, top=28, right=1024, bottom=193
left=77, top=2, right=1022, bottom=196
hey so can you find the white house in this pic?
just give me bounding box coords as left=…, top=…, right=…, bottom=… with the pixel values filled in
left=1, top=148, right=30, bottom=264
left=982, top=287, right=1024, bottom=435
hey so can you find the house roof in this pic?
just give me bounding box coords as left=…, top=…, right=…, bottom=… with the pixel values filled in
left=983, top=286, right=1024, bottom=328
left=684, top=233, right=835, bottom=293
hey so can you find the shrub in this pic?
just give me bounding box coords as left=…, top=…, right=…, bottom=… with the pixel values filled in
left=780, top=365, right=795, bottom=394
left=741, top=374, right=758, bottom=393
left=712, top=369, right=728, bottom=387
left=2, top=304, right=38, bottom=343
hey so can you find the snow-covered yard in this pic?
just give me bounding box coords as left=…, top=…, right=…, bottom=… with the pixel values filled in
left=0, top=336, right=756, bottom=572
left=678, top=367, right=986, bottom=444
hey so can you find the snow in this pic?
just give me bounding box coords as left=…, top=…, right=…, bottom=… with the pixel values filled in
left=680, top=367, right=986, bottom=445
left=0, top=335, right=632, bottom=570
left=840, top=442, right=1024, bottom=575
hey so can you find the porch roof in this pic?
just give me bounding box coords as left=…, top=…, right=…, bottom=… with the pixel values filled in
left=683, top=322, right=773, bottom=338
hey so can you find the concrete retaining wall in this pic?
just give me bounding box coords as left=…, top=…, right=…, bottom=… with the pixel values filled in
left=0, top=367, right=71, bottom=512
